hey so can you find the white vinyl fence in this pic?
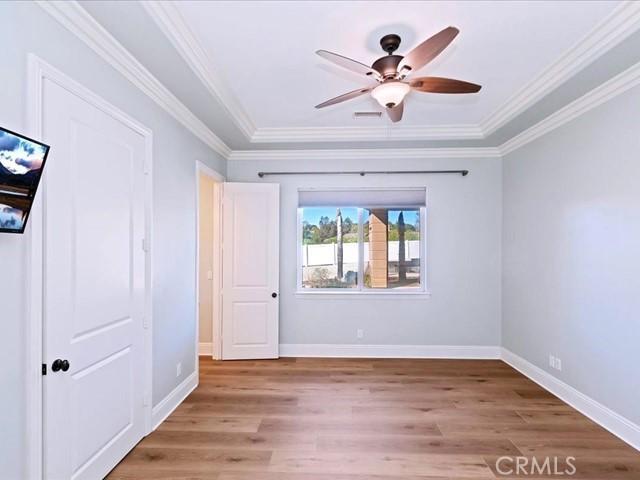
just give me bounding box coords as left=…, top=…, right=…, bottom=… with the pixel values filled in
left=302, top=240, right=420, bottom=267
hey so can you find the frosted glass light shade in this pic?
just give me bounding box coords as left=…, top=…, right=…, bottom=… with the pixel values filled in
left=371, top=81, right=410, bottom=108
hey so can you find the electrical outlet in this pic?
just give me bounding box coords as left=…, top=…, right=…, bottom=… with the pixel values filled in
left=549, top=354, right=562, bottom=371
left=356, top=329, right=364, bottom=339
left=176, top=362, right=182, bottom=377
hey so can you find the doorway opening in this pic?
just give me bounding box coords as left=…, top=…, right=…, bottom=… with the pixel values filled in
left=196, top=162, right=224, bottom=362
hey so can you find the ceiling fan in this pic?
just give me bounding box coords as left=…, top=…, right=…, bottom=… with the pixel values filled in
left=315, top=27, right=481, bottom=123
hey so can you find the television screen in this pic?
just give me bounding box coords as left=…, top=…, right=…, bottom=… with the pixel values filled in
left=0, top=127, right=50, bottom=234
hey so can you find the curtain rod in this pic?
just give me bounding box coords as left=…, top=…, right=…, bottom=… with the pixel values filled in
left=257, top=169, right=469, bottom=178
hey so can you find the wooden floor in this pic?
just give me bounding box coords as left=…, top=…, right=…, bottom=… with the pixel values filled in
left=108, top=357, right=639, bottom=479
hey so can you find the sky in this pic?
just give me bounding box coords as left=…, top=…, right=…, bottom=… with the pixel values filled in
left=302, top=207, right=357, bottom=226
left=0, top=130, right=47, bottom=175
left=0, top=203, right=25, bottom=230
left=302, top=207, right=419, bottom=227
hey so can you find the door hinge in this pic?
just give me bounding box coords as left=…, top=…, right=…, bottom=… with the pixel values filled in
left=142, top=238, right=150, bottom=253
left=42, top=363, right=47, bottom=375
left=142, top=315, right=149, bottom=329
left=143, top=392, right=150, bottom=407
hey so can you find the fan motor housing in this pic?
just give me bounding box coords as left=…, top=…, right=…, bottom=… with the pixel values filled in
left=371, top=55, right=403, bottom=79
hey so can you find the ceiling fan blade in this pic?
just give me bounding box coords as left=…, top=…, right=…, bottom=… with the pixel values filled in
left=315, top=87, right=373, bottom=109
left=386, top=101, right=404, bottom=123
left=410, top=77, right=481, bottom=94
left=316, top=50, right=381, bottom=80
left=398, top=27, right=459, bottom=75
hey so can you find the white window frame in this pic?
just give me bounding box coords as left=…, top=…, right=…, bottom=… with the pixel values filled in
left=296, top=190, right=430, bottom=297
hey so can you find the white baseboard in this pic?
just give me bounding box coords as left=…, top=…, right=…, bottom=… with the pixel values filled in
left=501, top=348, right=640, bottom=451
left=198, top=342, right=213, bottom=356
left=151, top=371, right=198, bottom=431
left=279, top=344, right=501, bottom=359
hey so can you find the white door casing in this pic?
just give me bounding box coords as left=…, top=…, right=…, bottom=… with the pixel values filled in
left=196, top=163, right=224, bottom=360
left=222, top=183, right=279, bottom=360
left=42, top=76, right=148, bottom=480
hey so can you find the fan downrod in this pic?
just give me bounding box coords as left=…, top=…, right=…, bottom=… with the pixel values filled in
left=380, top=34, right=401, bottom=54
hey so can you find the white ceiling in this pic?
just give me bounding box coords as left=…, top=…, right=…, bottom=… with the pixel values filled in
left=174, top=0, right=618, bottom=130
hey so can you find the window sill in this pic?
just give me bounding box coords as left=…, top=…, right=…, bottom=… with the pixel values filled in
left=295, top=290, right=432, bottom=299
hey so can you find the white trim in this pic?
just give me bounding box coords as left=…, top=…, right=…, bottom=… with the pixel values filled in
left=280, top=344, right=501, bottom=359
left=141, top=0, right=255, bottom=140
left=420, top=205, right=428, bottom=293
left=198, top=342, right=213, bottom=356
left=501, top=348, right=640, bottom=452
left=35, top=0, right=231, bottom=158
left=230, top=60, right=640, bottom=160
left=194, top=163, right=201, bottom=371
left=26, top=54, right=155, bottom=478
left=499, top=60, right=640, bottom=155
left=211, top=181, right=224, bottom=360
left=195, top=161, right=225, bottom=366
left=31, top=0, right=640, bottom=157
left=482, top=0, right=640, bottom=136
left=32, top=1, right=640, bottom=160
left=230, top=147, right=501, bottom=161
left=295, top=291, right=431, bottom=299
left=142, top=104, right=155, bottom=438
left=297, top=201, right=428, bottom=294
left=357, top=207, right=364, bottom=289
left=196, top=161, right=225, bottom=183
left=151, top=371, right=198, bottom=431
left=25, top=56, right=45, bottom=480
left=142, top=1, right=640, bottom=144
left=251, top=124, right=483, bottom=143
left=296, top=208, right=303, bottom=292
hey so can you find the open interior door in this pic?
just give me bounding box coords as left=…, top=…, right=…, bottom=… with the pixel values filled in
left=222, top=183, right=279, bottom=359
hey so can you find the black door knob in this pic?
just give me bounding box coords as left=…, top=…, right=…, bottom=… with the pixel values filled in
left=52, top=359, right=70, bottom=372
left=271, top=292, right=278, bottom=298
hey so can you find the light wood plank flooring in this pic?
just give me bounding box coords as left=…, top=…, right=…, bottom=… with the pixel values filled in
left=108, top=357, right=639, bottom=479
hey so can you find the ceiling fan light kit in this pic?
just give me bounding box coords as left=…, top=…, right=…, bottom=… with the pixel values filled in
left=371, top=81, right=411, bottom=109
left=315, top=26, right=481, bottom=123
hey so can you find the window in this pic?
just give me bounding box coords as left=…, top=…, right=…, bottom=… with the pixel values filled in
left=301, top=207, right=359, bottom=289
left=298, top=189, right=427, bottom=293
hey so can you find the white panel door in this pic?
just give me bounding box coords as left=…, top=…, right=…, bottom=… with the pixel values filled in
left=222, top=183, right=279, bottom=359
left=42, top=77, right=147, bottom=479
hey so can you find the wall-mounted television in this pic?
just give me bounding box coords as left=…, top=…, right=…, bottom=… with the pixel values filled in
left=0, top=127, right=50, bottom=234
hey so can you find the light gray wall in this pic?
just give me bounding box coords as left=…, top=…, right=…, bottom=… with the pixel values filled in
left=228, top=156, right=502, bottom=347
left=502, top=84, right=640, bottom=425
left=0, top=3, right=225, bottom=478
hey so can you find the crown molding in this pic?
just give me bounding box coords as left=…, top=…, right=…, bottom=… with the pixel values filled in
left=35, top=1, right=640, bottom=163
left=36, top=0, right=231, bottom=158
left=481, top=0, right=640, bottom=136
left=144, top=0, right=640, bottom=145
left=228, top=147, right=501, bottom=161
left=500, top=59, right=640, bottom=155
left=250, top=124, right=483, bottom=143
left=141, top=1, right=256, bottom=140
left=233, top=58, right=640, bottom=161
left=233, top=55, right=640, bottom=160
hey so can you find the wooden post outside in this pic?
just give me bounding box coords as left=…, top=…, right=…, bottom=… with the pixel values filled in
left=368, top=209, right=388, bottom=288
